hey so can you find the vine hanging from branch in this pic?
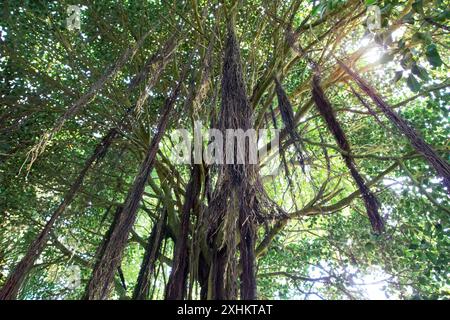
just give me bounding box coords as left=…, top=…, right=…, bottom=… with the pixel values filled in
left=311, top=72, right=384, bottom=234
left=337, top=59, right=450, bottom=193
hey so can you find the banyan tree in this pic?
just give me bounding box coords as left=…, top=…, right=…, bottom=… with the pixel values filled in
left=0, top=0, right=449, bottom=300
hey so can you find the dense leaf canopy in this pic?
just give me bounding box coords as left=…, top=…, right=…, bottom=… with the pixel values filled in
left=0, top=0, right=449, bottom=300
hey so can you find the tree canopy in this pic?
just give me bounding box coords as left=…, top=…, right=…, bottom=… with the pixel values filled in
left=0, top=0, right=449, bottom=300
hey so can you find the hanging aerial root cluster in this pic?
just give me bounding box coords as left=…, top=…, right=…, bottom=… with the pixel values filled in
left=165, top=35, right=216, bottom=300
left=312, top=73, right=384, bottom=234
left=269, top=102, right=296, bottom=196
left=83, top=64, right=189, bottom=300
left=337, top=59, right=450, bottom=193
left=208, top=20, right=286, bottom=235
left=133, top=209, right=167, bottom=300
left=347, top=83, right=385, bottom=128
left=165, top=164, right=202, bottom=300
left=22, top=29, right=157, bottom=172
left=0, top=127, right=119, bottom=300
left=133, top=35, right=179, bottom=118
left=0, top=35, right=180, bottom=300
left=206, top=19, right=285, bottom=300
left=274, top=77, right=307, bottom=172
left=192, top=35, right=215, bottom=113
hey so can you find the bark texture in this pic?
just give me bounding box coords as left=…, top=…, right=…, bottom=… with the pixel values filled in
left=133, top=210, right=167, bottom=300
left=84, top=71, right=186, bottom=300
left=338, top=60, right=450, bottom=192
left=0, top=37, right=178, bottom=300
left=26, top=28, right=155, bottom=169
left=207, top=19, right=284, bottom=300
left=312, top=73, right=384, bottom=233
left=274, top=77, right=306, bottom=170
left=165, top=164, right=202, bottom=300
left=0, top=129, right=117, bottom=300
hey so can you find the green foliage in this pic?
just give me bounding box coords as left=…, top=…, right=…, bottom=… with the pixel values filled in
left=0, top=0, right=448, bottom=300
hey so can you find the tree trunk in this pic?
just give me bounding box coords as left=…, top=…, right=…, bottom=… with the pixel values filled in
left=312, top=73, right=384, bottom=234
left=197, top=253, right=209, bottom=300
left=274, top=77, right=306, bottom=170
left=132, top=209, right=167, bottom=300
left=83, top=71, right=186, bottom=300
left=239, top=210, right=257, bottom=299
left=165, top=164, right=202, bottom=300
left=206, top=18, right=280, bottom=301
left=0, top=129, right=117, bottom=300
left=208, top=248, right=228, bottom=300
left=0, top=36, right=180, bottom=300
left=26, top=28, right=155, bottom=168
left=338, top=60, right=450, bottom=192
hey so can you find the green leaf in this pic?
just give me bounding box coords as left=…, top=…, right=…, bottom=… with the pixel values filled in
left=402, top=10, right=415, bottom=24
left=411, top=64, right=430, bottom=81
left=407, top=74, right=421, bottom=92
left=381, top=3, right=393, bottom=15
left=412, top=0, right=424, bottom=14
left=412, top=32, right=432, bottom=45
left=394, top=70, right=403, bottom=82
left=365, top=0, right=377, bottom=5
left=400, top=52, right=413, bottom=69
left=365, top=242, right=375, bottom=250
left=379, top=53, right=394, bottom=64
left=425, top=44, right=443, bottom=67
left=311, top=4, right=321, bottom=16
left=436, top=9, right=450, bottom=21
